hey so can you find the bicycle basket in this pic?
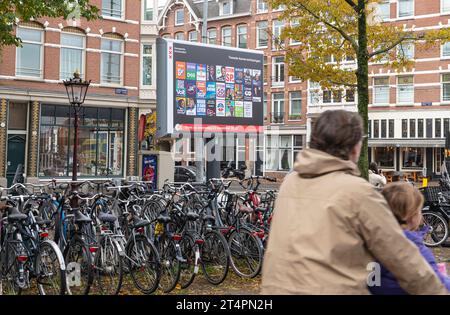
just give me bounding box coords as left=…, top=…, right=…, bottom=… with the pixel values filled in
left=421, top=186, right=443, bottom=204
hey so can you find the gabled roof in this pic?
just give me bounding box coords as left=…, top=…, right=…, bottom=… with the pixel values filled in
left=157, top=0, right=201, bottom=28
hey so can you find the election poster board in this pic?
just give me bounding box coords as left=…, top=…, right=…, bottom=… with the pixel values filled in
left=156, top=38, right=264, bottom=137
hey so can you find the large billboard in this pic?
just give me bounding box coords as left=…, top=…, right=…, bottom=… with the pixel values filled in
left=157, top=38, right=264, bottom=137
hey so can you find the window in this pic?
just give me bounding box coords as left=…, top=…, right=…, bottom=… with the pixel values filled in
left=144, top=0, right=154, bottom=21
left=397, top=76, right=414, bottom=104
left=175, top=32, right=184, bottom=41
left=272, top=56, right=285, bottom=86
left=443, top=0, right=450, bottom=13
left=142, top=44, right=152, bottom=86
left=409, top=119, right=416, bottom=138
left=398, top=0, right=414, bottom=18
left=162, top=34, right=170, bottom=39
left=102, top=0, right=123, bottom=18
left=175, top=9, right=184, bottom=25
left=220, top=0, right=232, bottom=16
left=445, top=118, right=450, bottom=137
left=207, top=28, right=217, bottom=45
left=15, top=27, right=43, bottom=78
left=402, top=148, right=424, bottom=169
left=398, top=42, right=414, bottom=59
left=443, top=74, right=450, bottom=101
left=289, top=91, right=301, bottom=120
left=374, top=147, right=395, bottom=168
left=39, top=105, right=124, bottom=177
left=389, top=119, right=395, bottom=138
left=373, top=77, right=390, bottom=104
left=368, top=120, right=372, bottom=138
left=290, top=19, right=301, bottom=45
left=309, top=81, right=321, bottom=104
left=60, top=32, right=85, bottom=80
left=257, top=0, right=268, bottom=13
left=257, top=21, right=269, bottom=48
left=271, top=93, right=284, bottom=123
left=379, top=0, right=390, bottom=21
left=273, top=4, right=286, bottom=11
left=436, top=119, right=442, bottom=138
left=418, top=119, right=424, bottom=137
left=442, top=42, right=450, bottom=58
left=381, top=120, right=387, bottom=138
left=346, top=89, right=355, bottom=102
left=426, top=119, right=433, bottom=138
left=237, top=25, right=247, bottom=49
left=263, top=93, right=268, bottom=118
left=402, top=119, right=407, bottom=138
left=221, top=26, right=232, bottom=47
left=263, top=56, right=268, bottom=84
left=188, top=30, right=198, bottom=42
left=272, top=20, right=285, bottom=49
left=374, top=120, right=380, bottom=138
left=101, top=38, right=123, bottom=84
left=265, top=135, right=303, bottom=171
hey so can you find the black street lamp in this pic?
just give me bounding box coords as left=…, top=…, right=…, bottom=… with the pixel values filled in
left=63, top=71, right=91, bottom=185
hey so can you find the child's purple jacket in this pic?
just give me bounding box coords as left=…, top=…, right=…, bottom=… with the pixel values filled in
left=369, top=226, right=450, bottom=295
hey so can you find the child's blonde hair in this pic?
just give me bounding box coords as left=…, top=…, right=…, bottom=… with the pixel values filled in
left=381, top=182, right=424, bottom=224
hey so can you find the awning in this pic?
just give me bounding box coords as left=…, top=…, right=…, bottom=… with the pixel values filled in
left=368, top=138, right=445, bottom=148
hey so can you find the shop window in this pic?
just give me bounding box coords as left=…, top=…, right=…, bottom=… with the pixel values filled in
left=374, top=147, right=395, bottom=168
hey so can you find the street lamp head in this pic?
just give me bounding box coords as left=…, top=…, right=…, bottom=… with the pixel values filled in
left=63, top=72, right=91, bottom=106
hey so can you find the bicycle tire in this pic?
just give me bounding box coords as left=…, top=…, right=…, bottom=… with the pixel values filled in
left=63, top=238, right=94, bottom=295
left=179, top=233, right=198, bottom=289
left=422, top=212, right=449, bottom=247
left=228, top=227, right=264, bottom=278
left=157, top=238, right=181, bottom=293
left=36, top=240, right=66, bottom=295
left=0, top=241, right=23, bottom=295
left=201, top=230, right=230, bottom=285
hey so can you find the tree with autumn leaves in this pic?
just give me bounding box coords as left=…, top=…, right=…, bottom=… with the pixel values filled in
left=270, top=0, right=450, bottom=178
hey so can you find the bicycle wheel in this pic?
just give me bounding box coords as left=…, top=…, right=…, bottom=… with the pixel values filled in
left=0, top=242, right=22, bottom=295
left=201, top=230, right=230, bottom=285
left=127, top=234, right=160, bottom=295
left=228, top=228, right=264, bottom=278
left=158, top=238, right=181, bottom=293
left=179, top=233, right=198, bottom=289
left=36, top=240, right=66, bottom=295
left=64, top=238, right=94, bottom=295
left=423, top=212, right=449, bottom=247
left=90, top=236, right=123, bottom=295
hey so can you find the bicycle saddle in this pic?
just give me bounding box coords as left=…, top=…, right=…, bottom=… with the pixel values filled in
left=186, top=212, right=200, bottom=221
left=157, top=215, right=171, bottom=224
left=98, top=212, right=117, bottom=223
left=74, top=209, right=92, bottom=224
left=35, top=216, right=52, bottom=226
left=8, top=207, right=27, bottom=221
left=132, top=217, right=150, bottom=229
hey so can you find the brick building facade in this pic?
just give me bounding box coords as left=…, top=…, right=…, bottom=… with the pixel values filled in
left=0, top=0, right=158, bottom=185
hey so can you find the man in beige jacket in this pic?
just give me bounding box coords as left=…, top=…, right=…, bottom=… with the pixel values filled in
left=261, top=110, right=447, bottom=295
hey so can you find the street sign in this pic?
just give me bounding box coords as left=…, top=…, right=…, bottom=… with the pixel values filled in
left=115, top=88, right=128, bottom=95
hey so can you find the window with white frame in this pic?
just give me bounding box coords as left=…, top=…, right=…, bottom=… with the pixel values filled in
left=207, top=28, right=217, bottom=45
left=256, top=21, right=268, bottom=48
left=257, top=0, right=268, bottom=13
left=101, top=37, right=123, bottom=84
left=263, top=56, right=268, bottom=84
left=265, top=135, right=303, bottom=171
left=443, top=0, right=450, bottom=13
left=188, top=30, right=198, bottom=42
left=16, top=27, right=43, bottom=78
left=263, top=93, right=268, bottom=117
left=397, top=42, right=414, bottom=59
left=345, top=88, right=356, bottom=102
left=175, top=9, right=184, bottom=25
left=144, top=0, right=154, bottom=21
left=142, top=44, right=152, bottom=86
left=289, top=91, right=301, bottom=119
left=273, top=4, right=286, bottom=12
left=272, top=20, right=285, bottom=49
left=442, top=42, right=450, bottom=58
left=378, top=0, right=390, bottom=21
left=175, top=32, right=184, bottom=41
left=442, top=73, right=450, bottom=101
left=272, top=56, right=285, bottom=85
left=236, top=25, right=247, bottom=48
left=271, top=93, right=284, bottom=124
left=397, top=75, right=414, bottom=104
left=309, top=81, right=321, bottom=104
left=220, top=0, right=233, bottom=16
left=290, top=19, right=300, bottom=45
left=221, top=26, right=232, bottom=47
left=398, top=0, right=414, bottom=18
left=60, top=32, right=85, bottom=80
left=373, top=77, right=390, bottom=104
left=102, top=0, right=124, bottom=18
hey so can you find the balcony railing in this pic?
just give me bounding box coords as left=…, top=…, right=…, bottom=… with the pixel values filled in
left=270, top=112, right=285, bottom=124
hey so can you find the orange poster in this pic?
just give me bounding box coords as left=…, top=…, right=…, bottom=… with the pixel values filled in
left=176, top=61, right=186, bottom=80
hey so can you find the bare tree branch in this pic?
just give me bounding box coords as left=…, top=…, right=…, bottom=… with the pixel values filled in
left=343, top=0, right=358, bottom=11
left=369, top=34, right=416, bottom=57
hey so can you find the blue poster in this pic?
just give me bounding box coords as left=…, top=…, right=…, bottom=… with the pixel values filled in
left=142, top=154, right=157, bottom=190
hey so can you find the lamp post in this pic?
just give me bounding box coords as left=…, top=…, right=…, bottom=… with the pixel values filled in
left=63, top=71, right=91, bottom=188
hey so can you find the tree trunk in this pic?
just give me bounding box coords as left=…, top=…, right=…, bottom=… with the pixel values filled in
left=357, top=0, right=369, bottom=179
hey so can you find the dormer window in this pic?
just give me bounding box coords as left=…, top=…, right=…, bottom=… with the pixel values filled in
left=220, top=1, right=233, bottom=16
left=175, top=8, right=184, bottom=25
